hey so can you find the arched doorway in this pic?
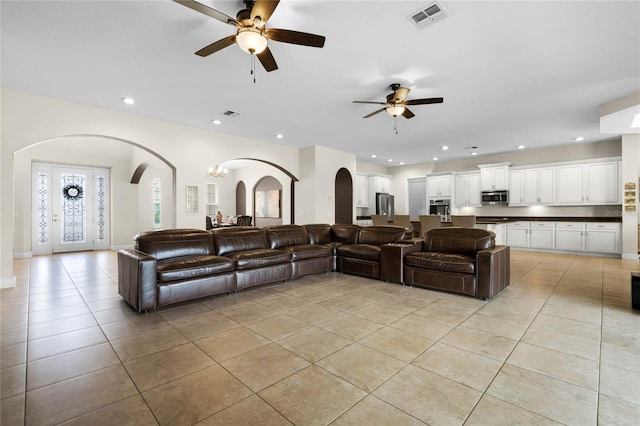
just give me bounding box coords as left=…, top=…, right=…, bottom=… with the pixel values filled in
left=335, top=168, right=353, bottom=224
left=254, top=176, right=283, bottom=227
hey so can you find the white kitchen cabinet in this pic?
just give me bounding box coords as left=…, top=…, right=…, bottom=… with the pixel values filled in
left=585, top=223, right=620, bottom=254
left=369, top=175, right=392, bottom=194
left=506, top=221, right=530, bottom=247
left=427, top=173, right=453, bottom=199
left=479, top=165, right=509, bottom=191
left=454, top=173, right=481, bottom=207
left=555, top=222, right=585, bottom=251
left=523, top=167, right=555, bottom=205
left=356, top=174, right=369, bottom=208
left=528, top=222, right=555, bottom=249
left=509, top=170, right=524, bottom=206
left=556, top=161, right=619, bottom=205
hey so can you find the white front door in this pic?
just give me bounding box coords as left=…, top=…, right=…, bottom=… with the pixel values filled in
left=33, top=163, right=110, bottom=255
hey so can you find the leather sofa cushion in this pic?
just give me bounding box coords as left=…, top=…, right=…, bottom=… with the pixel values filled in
left=337, top=244, right=381, bottom=262
left=424, top=228, right=495, bottom=256
left=157, top=255, right=234, bottom=283
left=281, top=244, right=332, bottom=260
left=405, top=252, right=475, bottom=275
left=212, top=227, right=269, bottom=256
left=331, top=224, right=360, bottom=244
left=227, top=248, right=291, bottom=270
left=136, top=229, right=214, bottom=261
left=266, top=225, right=310, bottom=249
left=358, top=226, right=407, bottom=245
left=305, top=224, right=333, bottom=244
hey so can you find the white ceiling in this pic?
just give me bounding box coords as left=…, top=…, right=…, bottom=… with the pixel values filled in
left=2, top=0, right=639, bottom=166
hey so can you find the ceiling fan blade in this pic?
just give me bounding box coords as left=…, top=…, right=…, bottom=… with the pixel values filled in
left=405, top=97, right=444, bottom=106
left=257, top=47, right=278, bottom=72
left=352, top=101, right=386, bottom=105
left=402, top=108, right=415, bottom=119
left=265, top=28, right=325, bottom=48
left=393, top=87, right=410, bottom=103
left=251, top=0, right=280, bottom=25
left=173, top=0, right=239, bottom=26
left=363, top=108, right=385, bottom=118
left=195, top=35, right=236, bottom=57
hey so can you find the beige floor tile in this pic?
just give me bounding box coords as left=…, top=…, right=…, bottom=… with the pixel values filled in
left=332, top=394, right=425, bottom=425
left=465, top=394, right=562, bottom=425
left=110, top=325, right=189, bottom=361
left=373, top=364, right=481, bottom=425
left=317, top=343, right=406, bottom=392
left=539, top=302, right=602, bottom=325
left=531, top=313, right=601, bottom=341
left=195, top=326, right=270, bottom=362
left=100, top=314, right=169, bottom=341
left=245, top=313, right=310, bottom=340
left=358, top=326, right=434, bottom=362
left=412, top=342, right=502, bottom=392
left=25, top=364, right=138, bottom=425
left=389, top=313, right=455, bottom=340
left=599, top=363, right=640, bottom=405
left=221, top=343, right=310, bottom=391
left=600, top=341, right=640, bottom=372
left=602, top=324, right=640, bottom=348
left=256, top=293, right=311, bottom=312
left=258, top=365, right=367, bottom=426
left=171, top=310, right=240, bottom=340
left=59, top=395, right=158, bottom=426
left=476, top=302, right=539, bottom=325
left=124, top=342, right=215, bottom=391
left=0, top=393, right=25, bottom=426
left=320, top=313, right=384, bottom=341
left=487, top=364, right=597, bottom=425
left=0, top=326, right=27, bottom=348
left=521, top=325, right=600, bottom=361
left=277, top=326, right=351, bottom=362
left=219, top=302, right=280, bottom=324
left=350, top=302, right=414, bottom=325
left=440, top=326, right=517, bottom=362
left=202, top=293, right=255, bottom=311
left=1, top=363, right=26, bottom=398
left=143, top=364, right=252, bottom=425
left=155, top=302, right=212, bottom=322
left=413, top=301, right=479, bottom=325
left=27, top=342, right=120, bottom=390
left=461, top=312, right=529, bottom=340
left=286, top=303, right=343, bottom=324
left=28, top=303, right=92, bottom=324
left=319, top=294, right=372, bottom=312
left=597, top=394, right=640, bottom=426
left=507, top=342, right=599, bottom=390
left=27, top=326, right=107, bottom=361
left=92, top=306, right=155, bottom=325
left=602, top=308, right=640, bottom=330
left=198, top=394, right=292, bottom=425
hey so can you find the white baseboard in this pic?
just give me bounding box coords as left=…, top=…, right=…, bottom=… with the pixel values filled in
left=621, top=253, right=640, bottom=261
left=13, top=252, right=33, bottom=259
left=1, top=276, right=16, bottom=289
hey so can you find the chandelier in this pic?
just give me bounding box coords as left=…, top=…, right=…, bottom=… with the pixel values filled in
left=208, top=164, right=228, bottom=178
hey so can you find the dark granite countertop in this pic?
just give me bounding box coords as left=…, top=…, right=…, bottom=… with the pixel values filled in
left=357, top=216, right=622, bottom=224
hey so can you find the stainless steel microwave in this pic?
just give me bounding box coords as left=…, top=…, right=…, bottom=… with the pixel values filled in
left=481, top=190, right=508, bottom=205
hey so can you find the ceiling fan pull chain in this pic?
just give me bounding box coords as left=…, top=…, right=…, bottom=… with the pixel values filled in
left=250, top=54, right=256, bottom=83
left=394, top=116, right=399, bottom=135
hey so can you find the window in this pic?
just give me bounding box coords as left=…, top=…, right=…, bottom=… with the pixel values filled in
left=153, top=178, right=161, bottom=228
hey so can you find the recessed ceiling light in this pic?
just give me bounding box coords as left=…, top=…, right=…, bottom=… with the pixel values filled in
left=212, top=119, right=221, bottom=125
left=441, top=146, right=448, bottom=150
left=122, top=97, right=135, bottom=105
left=371, top=154, right=377, bottom=158
left=387, top=159, right=393, bottom=162
left=517, top=145, right=525, bottom=149
left=399, top=162, right=405, bottom=165
left=573, top=136, right=584, bottom=142
left=471, top=152, right=478, bottom=156
left=275, top=134, right=284, bottom=139
left=433, top=157, right=439, bottom=161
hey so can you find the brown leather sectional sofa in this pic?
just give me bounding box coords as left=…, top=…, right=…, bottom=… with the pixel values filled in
left=118, top=224, right=510, bottom=312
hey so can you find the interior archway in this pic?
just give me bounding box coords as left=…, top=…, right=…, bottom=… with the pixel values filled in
left=236, top=181, right=247, bottom=215
left=335, top=168, right=353, bottom=224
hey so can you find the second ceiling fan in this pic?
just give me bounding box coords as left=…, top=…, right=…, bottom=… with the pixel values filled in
left=353, top=83, right=444, bottom=119
left=174, top=0, right=326, bottom=72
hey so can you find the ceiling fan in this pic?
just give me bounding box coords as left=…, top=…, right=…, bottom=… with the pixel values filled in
left=353, top=83, right=444, bottom=119
left=173, top=0, right=326, bottom=72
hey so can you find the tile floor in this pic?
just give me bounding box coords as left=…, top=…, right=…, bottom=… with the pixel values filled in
left=1, top=250, right=639, bottom=425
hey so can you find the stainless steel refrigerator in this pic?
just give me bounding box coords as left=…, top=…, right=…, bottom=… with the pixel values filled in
left=375, top=192, right=395, bottom=221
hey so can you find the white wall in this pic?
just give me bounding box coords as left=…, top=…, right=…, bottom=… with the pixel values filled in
left=621, top=134, right=640, bottom=260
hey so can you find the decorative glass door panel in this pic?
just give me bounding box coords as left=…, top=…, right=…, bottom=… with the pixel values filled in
left=52, top=167, right=94, bottom=252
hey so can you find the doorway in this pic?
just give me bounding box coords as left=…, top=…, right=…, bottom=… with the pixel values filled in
left=335, top=168, right=353, bottom=224
left=32, top=163, right=110, bottom=254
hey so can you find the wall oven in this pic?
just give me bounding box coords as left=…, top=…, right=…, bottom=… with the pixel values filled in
left=481, top=190, right=509, bottom=205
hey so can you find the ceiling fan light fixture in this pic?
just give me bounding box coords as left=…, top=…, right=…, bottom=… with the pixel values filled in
left=236, top=27, right=268, bottom=54
left=385, top=104, right=405, bottom=117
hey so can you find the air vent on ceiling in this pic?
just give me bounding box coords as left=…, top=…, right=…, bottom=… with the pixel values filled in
left=223, top=110, right=240, bottom=117
left=408, top=1, right=450, bottom=30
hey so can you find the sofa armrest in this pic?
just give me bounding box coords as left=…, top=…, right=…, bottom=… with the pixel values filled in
left=118, top=249, right=158, bottom=312
left=381, top=243, right=424, bottom=283
left=476, top=245, right=510, bottom=300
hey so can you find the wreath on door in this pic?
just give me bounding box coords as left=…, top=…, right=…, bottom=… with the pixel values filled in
left=62, top=184, right=84, bottom=201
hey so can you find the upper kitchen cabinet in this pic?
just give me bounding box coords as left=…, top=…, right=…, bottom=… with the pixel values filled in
left=356, top=174, right=369, bottom=208
left=427, top=173, right=453, bottom=199
left=369, top=175, right=392, bottom=195
left=523, top=167, right=555, bottom=205
left=454, top=172, right=481, bottom=207
left=556, top=160, right=620, bottom=205
left=479, top=163, right=510, bottom=191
